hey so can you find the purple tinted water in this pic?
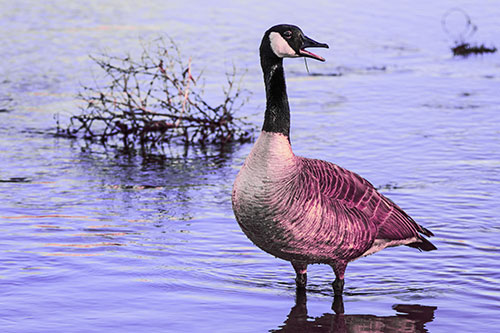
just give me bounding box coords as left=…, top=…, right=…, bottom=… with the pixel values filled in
left=1, top=1, right=499, bottom=332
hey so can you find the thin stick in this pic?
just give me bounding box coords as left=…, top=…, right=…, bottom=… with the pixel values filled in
left=304, top=58, right=310, bottom=75
left=175, top=57, right=193, bottom=128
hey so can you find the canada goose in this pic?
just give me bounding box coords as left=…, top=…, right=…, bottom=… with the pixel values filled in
left=232, top=24, right=436, bottom=295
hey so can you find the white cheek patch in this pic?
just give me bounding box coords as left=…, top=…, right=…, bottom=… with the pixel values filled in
left=269, top=32, right=298, bottom=58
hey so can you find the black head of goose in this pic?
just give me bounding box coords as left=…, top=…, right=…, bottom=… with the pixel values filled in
left=232, top=24, right=436, bottom=298
left=259, top=24, right=328, bottom=138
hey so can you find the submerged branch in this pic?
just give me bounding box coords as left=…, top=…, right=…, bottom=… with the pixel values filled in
left=60, top=36, right=255, bottom=153
left=442, top=8, right=497, bottom=57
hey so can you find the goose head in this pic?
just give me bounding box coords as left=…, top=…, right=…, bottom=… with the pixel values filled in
left=260, top=24, right=329, bottom=63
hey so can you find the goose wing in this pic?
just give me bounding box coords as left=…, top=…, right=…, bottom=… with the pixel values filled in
left=299, top=157, right=436, bottom=251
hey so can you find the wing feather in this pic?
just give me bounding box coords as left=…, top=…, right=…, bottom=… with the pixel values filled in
left=299, top=156, right=435, bottom=250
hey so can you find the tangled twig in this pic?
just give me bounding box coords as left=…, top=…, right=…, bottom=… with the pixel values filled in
left=59, top=36, right=255, bottom=152
left=441, top=8, right=497, bottom=57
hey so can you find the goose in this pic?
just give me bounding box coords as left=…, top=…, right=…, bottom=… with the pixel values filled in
left=231, top=24, right=436, bottom=295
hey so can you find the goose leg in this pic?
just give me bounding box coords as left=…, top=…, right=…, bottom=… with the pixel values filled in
left=333, top=278, right=345, bottom=296
left=330, top=261, right=347, bottom=296
left=291, top=261, right=308, bottom=289
left=332, top=295, right=345, bottom=314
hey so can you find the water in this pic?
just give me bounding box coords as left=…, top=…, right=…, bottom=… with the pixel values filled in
left=1, top=1, right=499, bottom=332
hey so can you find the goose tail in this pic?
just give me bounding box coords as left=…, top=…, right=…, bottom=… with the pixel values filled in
left=406, top=235, right=437, bottom=252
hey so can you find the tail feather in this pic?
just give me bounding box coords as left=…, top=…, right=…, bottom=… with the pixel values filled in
left=419, top=225, right=434, bottom=237
left=407, top=236, right=437, bottom=251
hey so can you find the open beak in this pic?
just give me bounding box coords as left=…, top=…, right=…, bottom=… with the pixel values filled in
left=299, top=35, right=329, bottom=62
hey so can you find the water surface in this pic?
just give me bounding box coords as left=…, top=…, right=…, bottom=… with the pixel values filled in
left=1, top=1, right=500, bottom=332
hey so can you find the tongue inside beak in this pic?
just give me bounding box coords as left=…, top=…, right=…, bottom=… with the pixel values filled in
left=299, top=35, right=329, bottom=62
left=299, top=48, right=326, bottom=62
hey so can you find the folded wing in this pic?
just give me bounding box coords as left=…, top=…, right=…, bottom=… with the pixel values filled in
left=299, top=157, right=436, bottom=251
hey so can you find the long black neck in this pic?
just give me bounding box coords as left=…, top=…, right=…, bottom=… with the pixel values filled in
left=261, top=56, right=291, bottom=138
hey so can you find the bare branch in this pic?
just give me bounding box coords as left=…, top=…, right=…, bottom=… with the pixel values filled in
left=64, top=36, right=255, bottom=152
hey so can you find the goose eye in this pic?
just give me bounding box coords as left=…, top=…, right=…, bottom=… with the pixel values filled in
left=283, top=31, right=292, bottom=39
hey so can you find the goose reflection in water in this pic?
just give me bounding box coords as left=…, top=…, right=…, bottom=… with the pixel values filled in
left=272, top=289, right=437, bottom=333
